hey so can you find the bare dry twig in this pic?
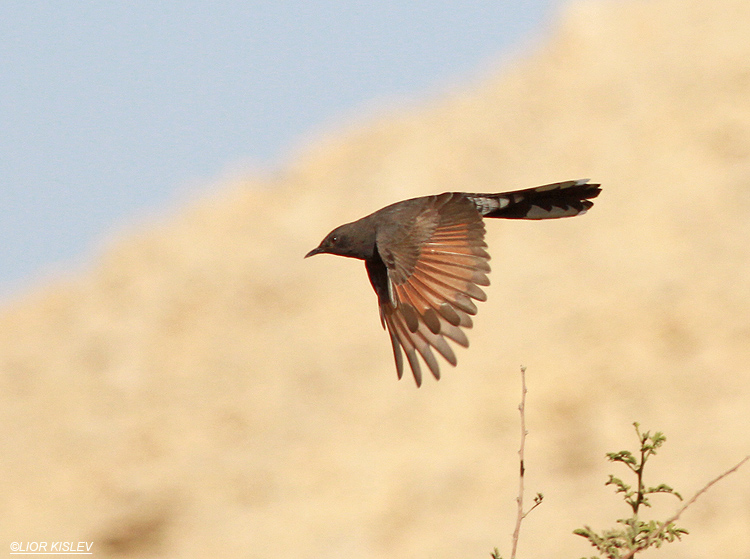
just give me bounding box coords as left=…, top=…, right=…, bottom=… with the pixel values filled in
left=509, top=366, right=543, bottom=559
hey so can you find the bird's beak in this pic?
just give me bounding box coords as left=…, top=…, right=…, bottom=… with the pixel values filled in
left=304, top=246, right=324, bottom=258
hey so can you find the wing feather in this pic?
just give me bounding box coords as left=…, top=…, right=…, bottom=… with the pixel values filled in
left=376, top=193, right=490, bottom=385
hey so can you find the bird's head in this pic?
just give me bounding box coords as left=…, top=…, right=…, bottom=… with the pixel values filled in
left=305, top=221, right=375, bottom=260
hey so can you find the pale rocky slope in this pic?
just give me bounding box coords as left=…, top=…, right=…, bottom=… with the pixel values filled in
left=2, top=0, right=749, bottom=557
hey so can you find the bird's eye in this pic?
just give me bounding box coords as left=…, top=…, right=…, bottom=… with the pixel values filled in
left=331, top=235, right=339, bottom=243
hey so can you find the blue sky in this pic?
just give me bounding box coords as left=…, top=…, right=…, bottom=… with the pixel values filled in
left=1, top=1, right=561, bottom=302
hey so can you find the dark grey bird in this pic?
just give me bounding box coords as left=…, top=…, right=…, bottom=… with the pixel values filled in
left=306, top=179, right=601, bottom=386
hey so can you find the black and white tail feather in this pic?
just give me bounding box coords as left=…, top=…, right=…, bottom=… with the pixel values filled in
left=467, top=178, right=600, bottom=220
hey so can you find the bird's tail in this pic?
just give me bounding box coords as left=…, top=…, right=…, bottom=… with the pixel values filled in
left=468, top=179, right=601, bottom=220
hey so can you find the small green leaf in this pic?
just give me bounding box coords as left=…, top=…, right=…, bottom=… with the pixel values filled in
left=573, top=422, right=688, bottom=557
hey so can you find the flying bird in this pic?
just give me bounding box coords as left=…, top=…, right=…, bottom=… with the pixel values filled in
left=306, top=179, right=601, bottom=386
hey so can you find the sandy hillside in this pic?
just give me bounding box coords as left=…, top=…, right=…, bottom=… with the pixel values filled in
left=2, top=0, right=749, bottom=557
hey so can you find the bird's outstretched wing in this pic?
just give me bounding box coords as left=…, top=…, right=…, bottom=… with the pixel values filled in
left=375, top=193, right=490, bottom=386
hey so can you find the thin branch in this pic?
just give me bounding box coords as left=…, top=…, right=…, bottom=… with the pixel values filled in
left=621, top=455, right=749, bottom=559
left=510, top=366, right=528, bottom=559
left=633, top=437, right=647, bottom=514
left=661, top=455, right=749, bottom=529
